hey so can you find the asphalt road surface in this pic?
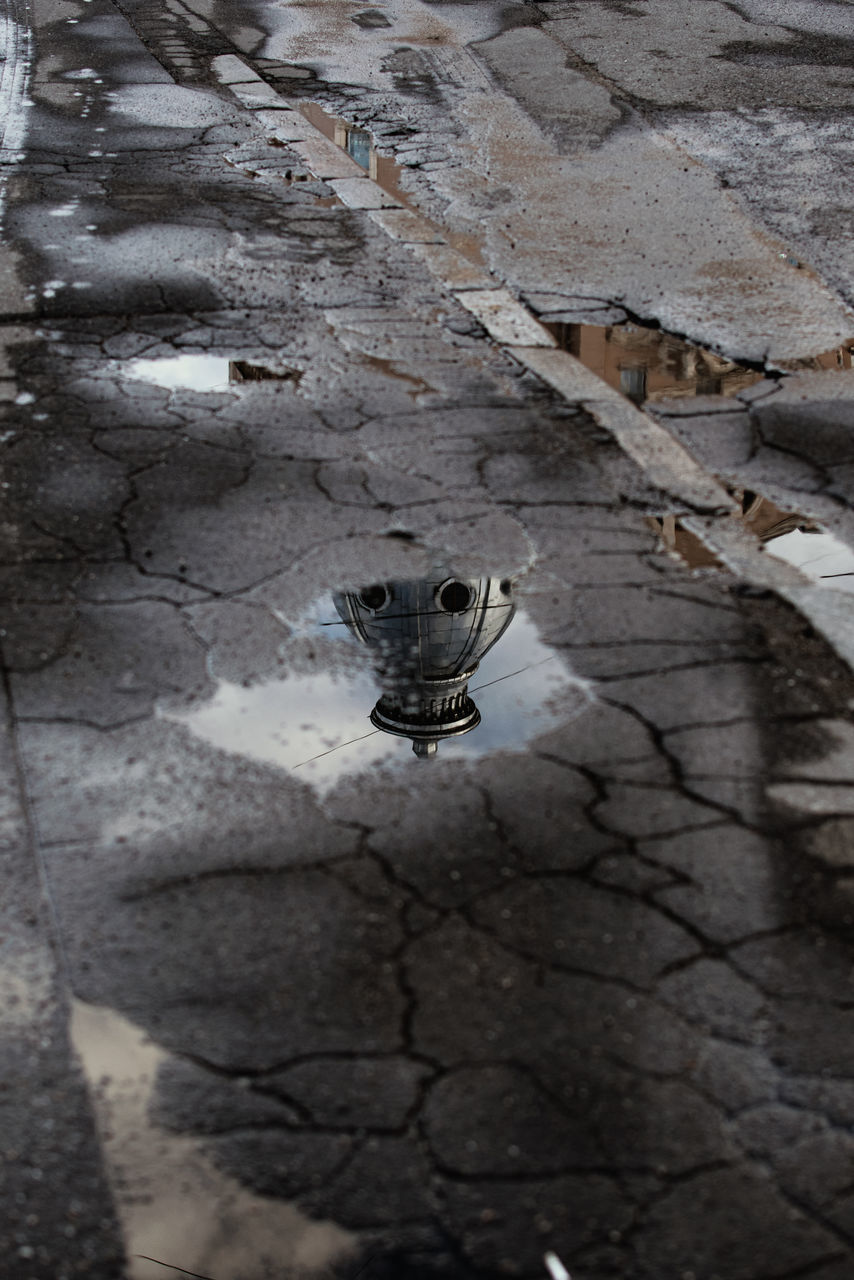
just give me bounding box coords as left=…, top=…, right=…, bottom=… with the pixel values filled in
left=1, top=2, right=854, bottom=1279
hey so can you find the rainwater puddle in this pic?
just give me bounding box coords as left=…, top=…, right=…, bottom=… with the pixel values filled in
left=547, top=319, right=764, bottom=403
left=297, top=101, right=484, bottom=262
left=123, top=355, right=296, bottom=391
left=548, top=322, right=854, bottom=403
left=125, top=354, right=232, bottom=391
left=655, top=494, right=854, bottom=590
left=766, top=528, right=854, bottom=591
left=163, top=577, right=589, bottom=793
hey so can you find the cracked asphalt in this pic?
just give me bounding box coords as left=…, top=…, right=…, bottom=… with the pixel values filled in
left=2, top=1, right=854, bottom=1278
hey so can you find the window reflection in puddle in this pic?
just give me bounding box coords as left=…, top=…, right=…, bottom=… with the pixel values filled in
left=297, top=100, right=486, bottom=263
left=547, top=320, right=765, bottom=403
left=71, top=1001, right=353, bottom=1280
left=163, top=577, right=589, bottom=792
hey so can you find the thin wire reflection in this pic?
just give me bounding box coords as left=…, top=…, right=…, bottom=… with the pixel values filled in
left=319, top=601, right=514, bottom=627
left=134, top=1257, right=217, bottom=1280
left=291, top=726, right=381, bottom=769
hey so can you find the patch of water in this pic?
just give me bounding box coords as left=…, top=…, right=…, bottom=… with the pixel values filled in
left=125, top=354, right=233, bottom=392
left=297, top=100, right=485, bottom=262
left=163, top=577, right=589, bottom=793
left=546, top=319, right=764, bottom=403
left=654, top=493, right=854, bottom=591
left=0, top=9, right=32, bottom=225
left=549, top=322, right=854, bottom=403
left=766, top=528, right=854, bottom=592
left=123, top=356, right=297, bottom=392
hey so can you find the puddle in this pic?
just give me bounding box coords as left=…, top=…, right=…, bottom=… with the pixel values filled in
left=123, top=355, right=298, bottom=391
left=546, top=319, right=766, bottom=403
left=548, top=322, right=852, bottom=404
left=125, top=354, right=233, bottom=392
left=164, top=576, right=589, bottom=792
left=297, top=101, right=484, bottom=262
left=654, top=493, right=854, bottom=591
left=766, top=528, right=854, bottom=591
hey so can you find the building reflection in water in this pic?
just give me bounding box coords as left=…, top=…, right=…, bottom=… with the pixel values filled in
left=652, top=492, right=854, bottom=591
left=333, top=577, right=516, bottom=757
left=547, top=321, right=853, bottom=405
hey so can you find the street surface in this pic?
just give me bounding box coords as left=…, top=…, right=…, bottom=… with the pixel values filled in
left=1, top=1, right=854, bottom=1278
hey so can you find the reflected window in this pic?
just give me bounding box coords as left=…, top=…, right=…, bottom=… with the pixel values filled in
left=437, top=580, right=474, bottom=614
left=619, top=365, right=647, bottom=403
left=346, top=129, right=372, bottom=171
left=357, top=584, right=391, bottom=613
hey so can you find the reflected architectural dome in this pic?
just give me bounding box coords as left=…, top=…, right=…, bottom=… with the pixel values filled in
left=333, top=577, right=515, bottom=757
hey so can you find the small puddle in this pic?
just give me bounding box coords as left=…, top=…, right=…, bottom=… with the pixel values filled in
left=766, top=528, right=854, bottom=591
left=123, top=356, right=298, bottom=392
left=164, top=576, right=589, bottom=792
left=654, top=493, right=854, bottom=590
left=547, top=322, right=854, bottom=404
left=125, top=354, right=233, bottom=392
left=546, top=319, right=765, bottom=403
left=297, top=101, right=485, bottom=263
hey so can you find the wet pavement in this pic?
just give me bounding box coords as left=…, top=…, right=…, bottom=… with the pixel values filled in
left=2, top=0, right=854, bottom=1278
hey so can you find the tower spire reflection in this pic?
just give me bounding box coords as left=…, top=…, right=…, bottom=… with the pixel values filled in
left=333, top=577, right=516, bottom=757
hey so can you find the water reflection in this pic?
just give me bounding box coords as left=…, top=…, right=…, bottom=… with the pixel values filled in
left=547, top=320, right=764, bottom=404
left=654, top=492, right=854, bottom=591
left=333, top=577, right=515, bottom=757
left=299, top=102, right=408, bottom=197
left=297, top=100, right=485, bottom=262
left=125, top=354, right=232, bottom=392
left=165, top=577, right=587, bottom=789
left=123, top=355, right=299, bottom=391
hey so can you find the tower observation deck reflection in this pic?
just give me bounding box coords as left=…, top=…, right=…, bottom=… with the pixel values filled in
left=333, top=578, right=516, bottom=757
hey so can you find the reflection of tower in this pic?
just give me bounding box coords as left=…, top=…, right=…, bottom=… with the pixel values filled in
left=333, top=578, right=515, bottom=758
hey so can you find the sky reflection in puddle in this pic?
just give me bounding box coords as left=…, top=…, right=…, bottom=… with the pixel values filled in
left=125, top=354, right=233, bottom=392
left=766, top=528, right=854, bottom=591
left=655, top=494, right=854, bottom=591
left=124, top=355, right=296, bottom=392
left=164, top=579, right=588, bottom=793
